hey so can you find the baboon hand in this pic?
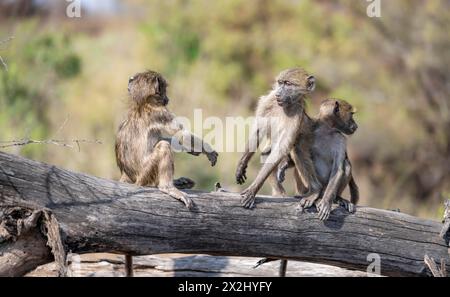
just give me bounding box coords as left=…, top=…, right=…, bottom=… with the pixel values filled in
left=241, top=187, right=256, bottom=209
left=207, top=150, right=218, bottom=166
left=317, top=199, right=332, bottom=221
left=236, top=164, right=247, bottom=184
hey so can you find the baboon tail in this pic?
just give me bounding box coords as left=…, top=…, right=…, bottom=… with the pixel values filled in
left=349, top=175, right=359, bottom=205
left=174, top=177, right=195, bottom=189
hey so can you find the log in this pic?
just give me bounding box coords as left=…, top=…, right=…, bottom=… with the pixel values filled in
left=26, top=253, right=375, bottom=277
left=0, top=151, right=449, bottom=277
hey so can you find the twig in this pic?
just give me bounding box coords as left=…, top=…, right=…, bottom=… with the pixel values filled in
left=0, top=139, right=102, bottom=151
left=0, top=56, right=7, bottom=71
left=0, top=36, right=13, bottom=72
left=53, top=115, right=70, bottom=138
left=424, top=254, right=447, bottom=277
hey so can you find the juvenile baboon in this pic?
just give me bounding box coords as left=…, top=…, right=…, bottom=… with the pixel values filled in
left=115, top=70, right=218, bottom=276
left=235, top=67, right=321, bottom=208
left=115, top=70, right=218, bottom=207
left=256, top=99, right=359, bottom=275
left=277, top=98, right=359, bottom=220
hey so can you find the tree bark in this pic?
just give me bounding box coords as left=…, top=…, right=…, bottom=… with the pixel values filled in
left=0, top=151, right=449, bottom=277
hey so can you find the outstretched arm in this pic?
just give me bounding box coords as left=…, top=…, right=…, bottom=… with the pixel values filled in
left=165, top=118, right=218, bottom=166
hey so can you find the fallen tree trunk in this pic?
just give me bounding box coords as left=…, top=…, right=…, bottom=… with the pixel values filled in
left=0, top=152, right=449, bottom=277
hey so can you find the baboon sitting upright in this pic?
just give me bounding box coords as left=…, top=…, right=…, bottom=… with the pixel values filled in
left=115, top=70, right=218, bottom=209
left=235, top=67, right=321, bottom=208
left=277, top=98, right=359, bottom=220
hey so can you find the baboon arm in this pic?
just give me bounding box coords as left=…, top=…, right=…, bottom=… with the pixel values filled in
left=236, top=123, right=266, bottom=184
left=164, top=118, right=212, bottom=154
left=243, top=119, right=267, bottom=162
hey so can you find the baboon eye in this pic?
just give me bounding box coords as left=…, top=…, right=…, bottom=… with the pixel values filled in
left=128, top=76, right=134, bottom=83
left=285, top=81, right=292, bottom=86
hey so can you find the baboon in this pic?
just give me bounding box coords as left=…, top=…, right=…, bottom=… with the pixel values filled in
left=115, top=70, right=218, bottom=207
left=256, top=99, right=359, bottom=276
left=277, top=98, right=359, bottom=220
left=115, top=70, right=218, bottom=276
left=236, top=67, right=321, bottom=208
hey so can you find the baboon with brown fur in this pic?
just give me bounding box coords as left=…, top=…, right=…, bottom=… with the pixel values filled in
left=115, top=70, right=218, bottom=209
left=235, top=67, right=321, bottom=208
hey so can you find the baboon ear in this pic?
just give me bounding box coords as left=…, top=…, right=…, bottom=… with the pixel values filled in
left=307, top=75, right=315, bottom=91
left=333, top=101, right=340, bottom=114
left=153, top=76, right=160, bottom=94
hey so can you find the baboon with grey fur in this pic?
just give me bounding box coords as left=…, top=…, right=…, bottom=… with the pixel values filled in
left=277, top=98, right=359, bottom=220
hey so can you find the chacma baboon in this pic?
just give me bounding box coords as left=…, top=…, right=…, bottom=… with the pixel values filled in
left=255, top=99, right=359, bottom=275
left=115, top=70, right=218, bottom=276
left=235, top=67, right=321, bottom=208
left=277, top=98, right=359, bottom=220
left=115, top=70, right=218, bottom=209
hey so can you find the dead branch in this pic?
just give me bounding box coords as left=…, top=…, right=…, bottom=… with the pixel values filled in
left=0, top=152, right=449, bottom=277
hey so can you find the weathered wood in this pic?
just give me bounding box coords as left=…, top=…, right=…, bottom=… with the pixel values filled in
left=0, top=151, right=449, bottom=276
left=26, top=253, right=375, bottom=277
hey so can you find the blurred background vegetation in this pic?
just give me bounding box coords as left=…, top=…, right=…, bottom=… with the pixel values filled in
left=0, top=0, right=448, bottom=219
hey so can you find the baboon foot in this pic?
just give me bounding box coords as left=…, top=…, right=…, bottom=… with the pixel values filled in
left=336, top=197, right=355, bottom=213
left=297, top=191, right=320, bottom=209
left=241, top=188, right=256, bottom=209
left=159, top=186, right=194, bottom=210
left=317, top=199, right=332, bottom=221
left=173, top=177, right=195, bottom=189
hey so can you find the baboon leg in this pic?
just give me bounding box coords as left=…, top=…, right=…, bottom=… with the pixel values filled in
left=155, top=141, right=194, bottom=209
left=135, top=141, right=193, bottom=209
left=269, top=168, right=287, bottom=197
left=293, top=168, right=307, bottom=196
left=241, top=144, right=286, bottom=208
left=335, top=160, right=355, bottom=213
left=291, top=143, right=321, bottom=208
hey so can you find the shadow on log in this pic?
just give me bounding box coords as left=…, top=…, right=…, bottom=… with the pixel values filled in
left=0, top=152, right=449, bottom=277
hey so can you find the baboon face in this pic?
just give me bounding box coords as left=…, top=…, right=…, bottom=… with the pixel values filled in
left=274, top=67, right=315, bottom=107
left=320, top=99, right=358, bottom=135
left=128, top=70, right=169, bottom=107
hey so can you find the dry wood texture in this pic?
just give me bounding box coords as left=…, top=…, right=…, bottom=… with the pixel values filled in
left=0, top=152, right=449, bottom=277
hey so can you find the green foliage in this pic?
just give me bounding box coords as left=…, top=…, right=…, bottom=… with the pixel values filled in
left=0, top=0, right=448, bottom=219
left=0, top=21, right=82, bottom=158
